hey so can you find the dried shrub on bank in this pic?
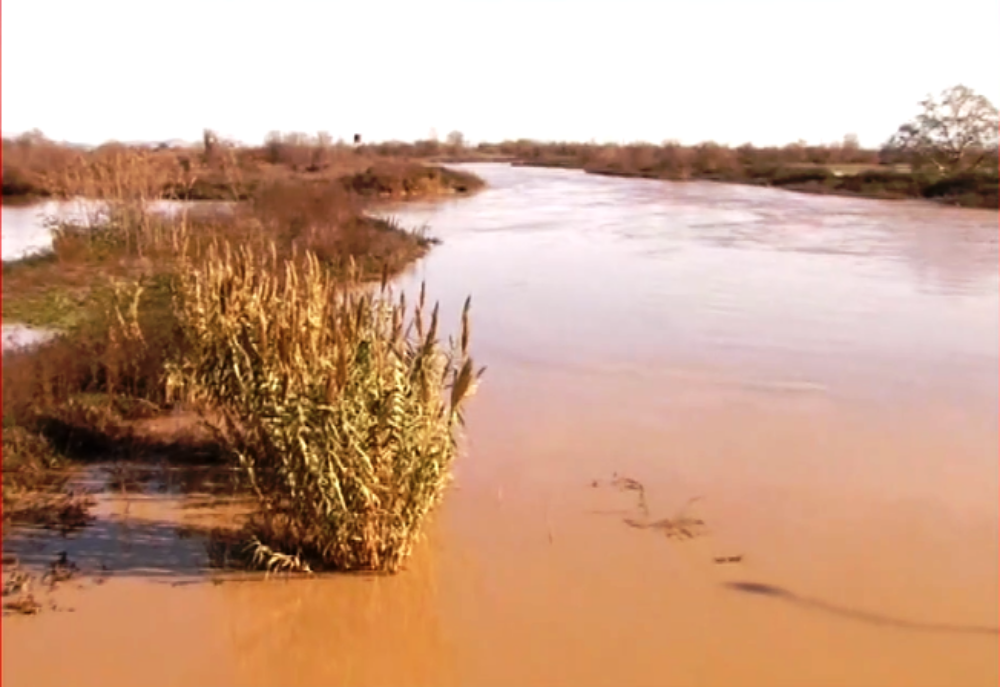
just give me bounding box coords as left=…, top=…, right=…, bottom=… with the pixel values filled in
left=2, top=133, right=486, bottom=202
left=166, top=241, right=483, bottom=573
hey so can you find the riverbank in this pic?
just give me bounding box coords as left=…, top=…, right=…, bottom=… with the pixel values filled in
left=513, top=160, right=999, bottom=209
left=2, top=197, right=433, bottom=330
left=2, top=160, right=484, bottom=202
left=2, top=135, right=484, bottom=202
left=2, top=162, right=485, bottom=570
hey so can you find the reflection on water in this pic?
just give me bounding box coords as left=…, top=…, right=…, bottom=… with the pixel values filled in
left=2, top=464, right=248, bottom=580
left=3, top=167, right=997, bottom=687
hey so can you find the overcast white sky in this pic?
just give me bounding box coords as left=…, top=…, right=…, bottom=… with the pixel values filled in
left=3, top=0, right=997, bottom=148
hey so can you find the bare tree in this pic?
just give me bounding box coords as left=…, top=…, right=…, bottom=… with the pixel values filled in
left=264, top=131, right=284, bottom=164
left=15, top=129, right=48, bottom=148
left=312, top=131, right=334, bottom=169
left=446, top=130, right=465, bottom=151
left=883, top=85, right=998, bottom=173
left=203, top=128, right=220, bottom=163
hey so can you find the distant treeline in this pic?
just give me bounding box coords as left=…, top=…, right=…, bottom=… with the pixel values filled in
left=4, top=130, right=997, bottom=208
left=362, top=137, right=998, bottom=209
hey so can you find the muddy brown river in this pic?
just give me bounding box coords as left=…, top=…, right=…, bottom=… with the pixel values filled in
left=4, top=165, right=998, bottom=687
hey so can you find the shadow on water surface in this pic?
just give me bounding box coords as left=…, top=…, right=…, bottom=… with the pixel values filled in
left=724, top=580, right=999, bottom=636
left=3, top=462, right=254, bottom=583
left=5, top=515, right=218, bottom=580
left=2, top=461, right=401, bottom=588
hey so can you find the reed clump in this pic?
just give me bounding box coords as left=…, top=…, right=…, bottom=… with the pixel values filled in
left=166, top=241, right=483, bottom=573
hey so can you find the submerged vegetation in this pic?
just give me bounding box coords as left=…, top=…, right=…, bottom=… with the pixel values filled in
left=2, top=146, right=484, bottom=573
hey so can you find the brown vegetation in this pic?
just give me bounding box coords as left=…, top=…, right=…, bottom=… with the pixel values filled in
left=489, top=86, right=999, bottom=207
left=8, top=85, right=995, bottom=210
left=3, top=145, right=484, bottom=573
left=1, top=177, right=440, bottom=434
left=2, top=425, right=95, bottom=532
left=500, top=139, right=998, bottom=209
left=2, top=130, right=485, bottom=202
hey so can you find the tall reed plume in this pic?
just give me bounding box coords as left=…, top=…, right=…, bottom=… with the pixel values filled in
left=167, top=240, right=483, bottom=572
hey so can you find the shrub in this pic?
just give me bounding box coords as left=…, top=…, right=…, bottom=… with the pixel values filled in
left=921, top=171, right=1000, bottom=208
left=768, top=167, right=837, bottom=186
left=835, top=170, right=922, bottom=196
left=166, top=241, right=482, bottom=572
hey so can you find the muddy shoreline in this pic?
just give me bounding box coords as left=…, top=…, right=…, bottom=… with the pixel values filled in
left=512, top=160, right=1000, bottom=209
left=586, top=167, right=1000, bottom=208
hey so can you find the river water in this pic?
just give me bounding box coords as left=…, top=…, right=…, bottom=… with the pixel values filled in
left=3, top=165, right=998, bottom=687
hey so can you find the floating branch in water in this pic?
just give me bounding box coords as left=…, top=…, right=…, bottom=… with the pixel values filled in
left=591, top=474, right=708, bottom=540
left=713, top=555, right=744, bottom=565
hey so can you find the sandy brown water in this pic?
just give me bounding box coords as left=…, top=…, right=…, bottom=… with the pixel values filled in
left=3, top=165, right=997, bottom=687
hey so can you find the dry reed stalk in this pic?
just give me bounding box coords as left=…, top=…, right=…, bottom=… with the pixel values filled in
left=166, top=239, right=483, bottom=572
